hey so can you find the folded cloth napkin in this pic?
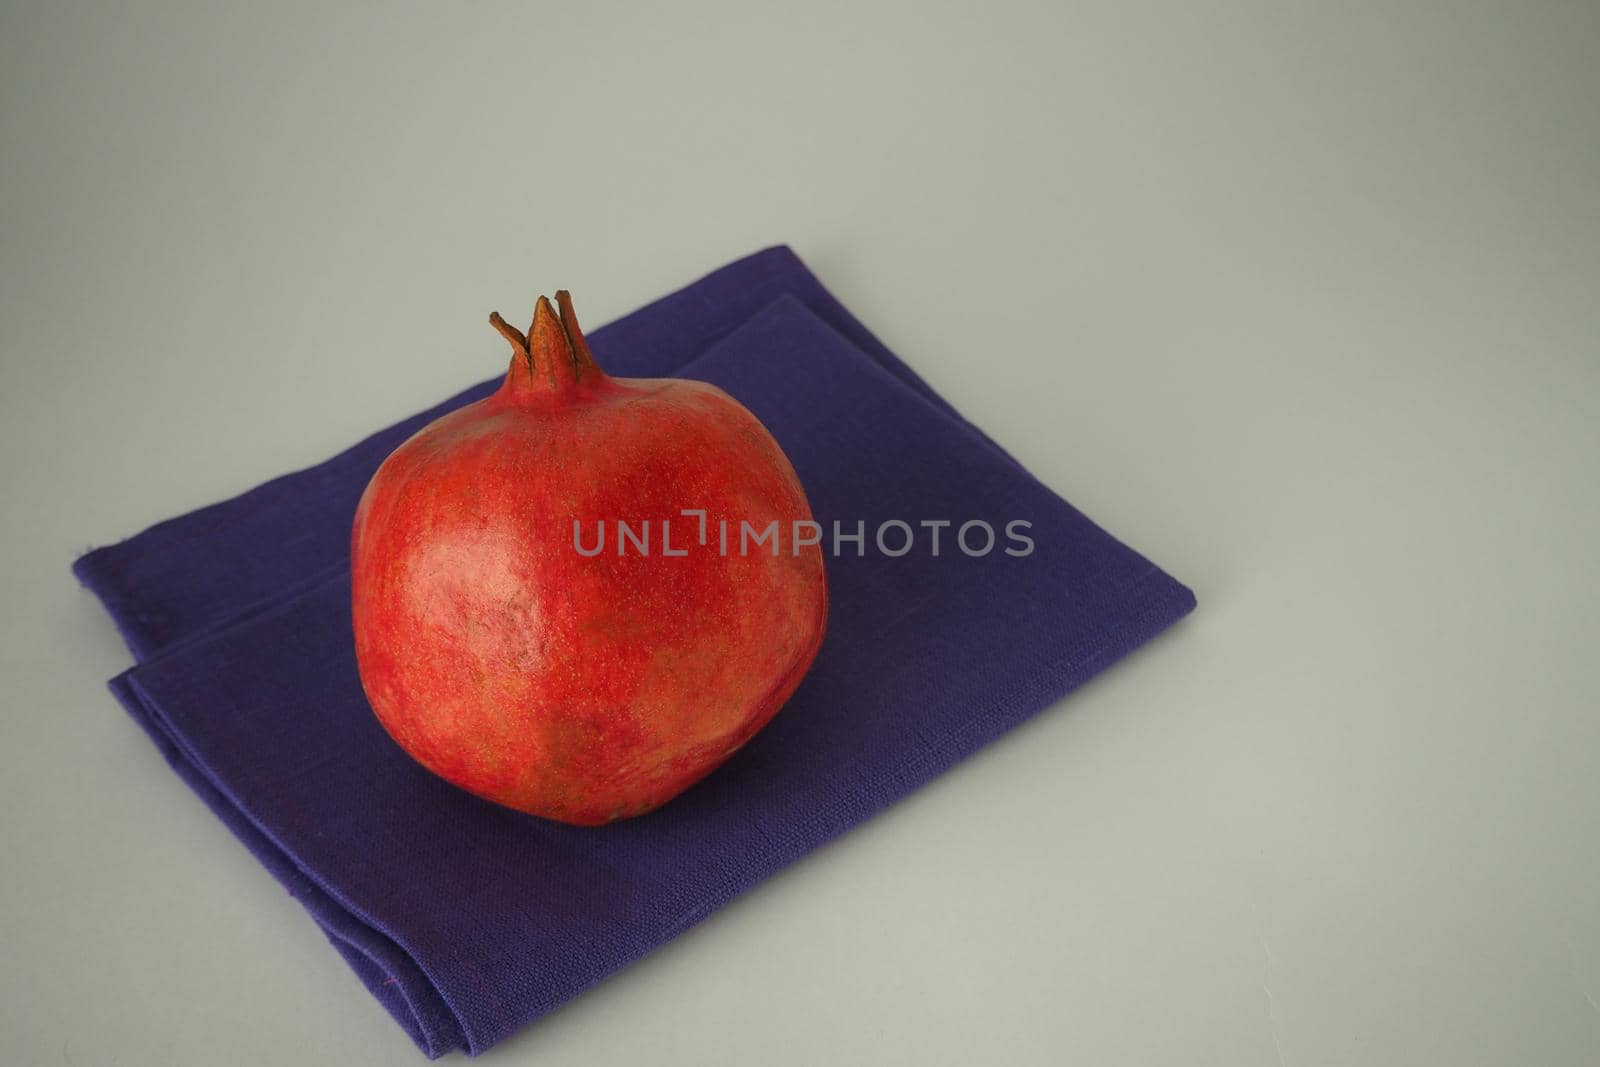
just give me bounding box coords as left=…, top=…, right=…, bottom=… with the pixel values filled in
left=74, top=247, right=1196, bottom=1057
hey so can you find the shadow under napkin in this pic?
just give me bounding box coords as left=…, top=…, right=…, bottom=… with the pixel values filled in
left=76, top=253, right=1195, bottom=1058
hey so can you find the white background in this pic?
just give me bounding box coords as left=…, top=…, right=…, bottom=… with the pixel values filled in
left=3, top=2, right=1598, bottom=1064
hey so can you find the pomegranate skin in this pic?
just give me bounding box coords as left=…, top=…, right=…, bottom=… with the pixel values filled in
left=350, top=292, right=827, bottom=825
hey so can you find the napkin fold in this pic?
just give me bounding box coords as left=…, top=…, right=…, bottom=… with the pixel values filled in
left=74, top=248, right=1195, bottom=1057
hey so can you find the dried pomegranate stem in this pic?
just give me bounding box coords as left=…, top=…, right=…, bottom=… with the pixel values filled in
left=490, top=292, right=604, bottom=397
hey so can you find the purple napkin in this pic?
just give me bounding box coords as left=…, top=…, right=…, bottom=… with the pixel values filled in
left=74, top=248, right=1195, bottom=1057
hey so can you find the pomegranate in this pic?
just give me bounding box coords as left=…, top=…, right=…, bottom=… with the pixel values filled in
left=350, top=292, right=828, bottom=825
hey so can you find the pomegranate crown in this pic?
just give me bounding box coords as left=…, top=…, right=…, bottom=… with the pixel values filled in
left=489, top=291, right=603, bottom=396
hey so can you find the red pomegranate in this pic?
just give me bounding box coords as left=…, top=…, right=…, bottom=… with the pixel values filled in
left=350, top=292, right=828, bottom=825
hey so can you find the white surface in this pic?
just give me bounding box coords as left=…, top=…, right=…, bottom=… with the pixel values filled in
left=4, top=2, right=1599, bottom=1064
